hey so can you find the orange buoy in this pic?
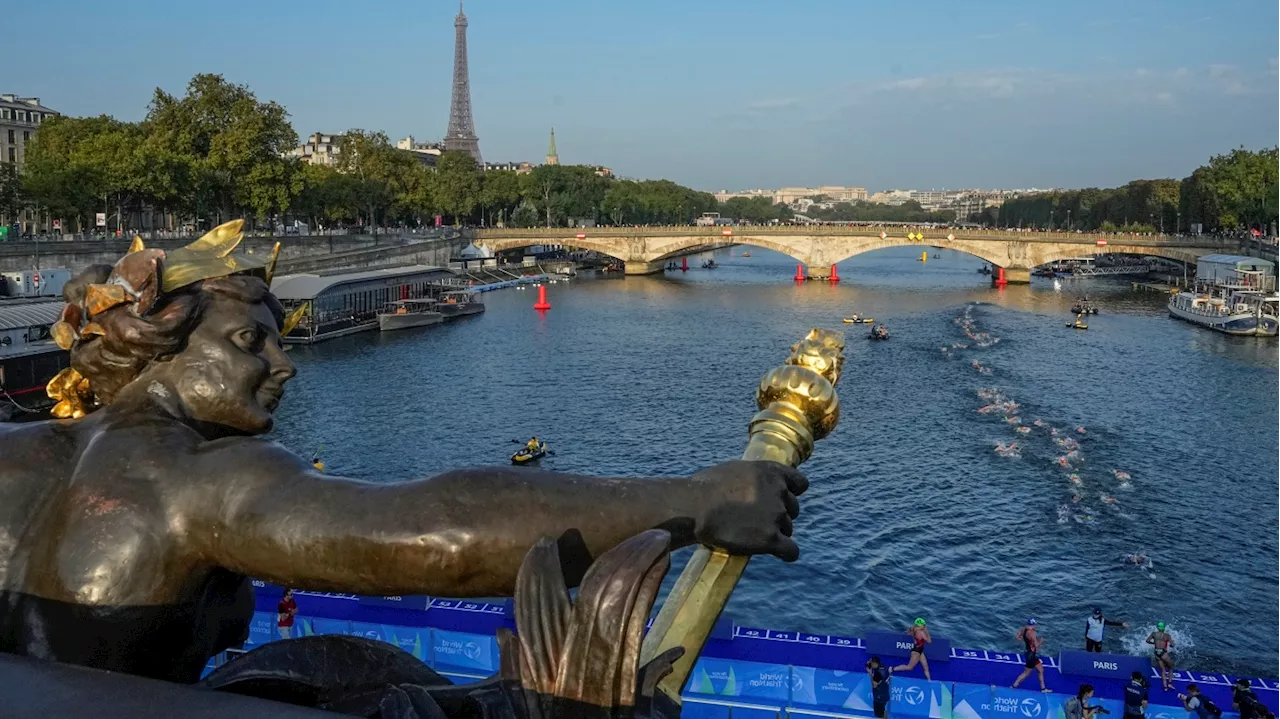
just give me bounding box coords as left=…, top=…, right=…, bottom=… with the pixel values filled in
left=794, top=264, right=806, bottom=281
left=829, top=264, right=840, bottom=282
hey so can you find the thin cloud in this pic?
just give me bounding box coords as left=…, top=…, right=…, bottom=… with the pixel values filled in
left=745, top=97, right=798, bottom=111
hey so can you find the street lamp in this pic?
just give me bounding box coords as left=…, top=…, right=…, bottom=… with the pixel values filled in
left=1066, top=210, right=1072, bottom=232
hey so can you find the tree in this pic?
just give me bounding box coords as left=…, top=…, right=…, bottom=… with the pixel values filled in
left=0, top=162, right=22, bottom=226
left=479, top=170, right=521, bottom=226
left=336, top=129, right=418, bottom=231
left=433, top=151, right=481, bottom=225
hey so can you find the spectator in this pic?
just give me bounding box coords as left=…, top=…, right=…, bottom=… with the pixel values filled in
left=1179, top=684, right=1223, bottom=719
left=1085, top=607, right=1128, bottom=652
left=1123, top=671, right=1149, bottom=719
left=866, top=656, right=891, bottom=719
left=1065, top=685, right=1100, bottom=719
left=277, top=588, right=298, bottom=639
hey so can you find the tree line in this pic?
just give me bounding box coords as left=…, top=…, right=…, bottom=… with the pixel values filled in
left=0, top=74, right=735, bottom=233
left=982, top=148, right=1278, bottom=235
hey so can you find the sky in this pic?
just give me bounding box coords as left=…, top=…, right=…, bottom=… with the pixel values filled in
left=9, top=0, right=1279, bottom=192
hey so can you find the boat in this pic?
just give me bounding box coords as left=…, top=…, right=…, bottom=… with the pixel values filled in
left=377, top=299, right=444, bottom=332
left=1067, top=314, right=1089, bottom=330
left=510, top=442, right=547, bottom=465
left=0, top=299, right=70, bottom=419
left=702, top=260, right=718, bottom=269
left=1168, top=288, right=1279, bottom=336
left=437, top=290, right=486, bottom=319
left=742, top=252, right=751, bottom=257
left=842, top=315, right=874, bottom=324
left=1070, top=305, right=1099, bottom=315
left=868, top=325, right=890, bottom=340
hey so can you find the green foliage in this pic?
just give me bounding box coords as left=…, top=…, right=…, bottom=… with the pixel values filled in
left=719, top=196, right=790, bottom=224
left=0, top=162, right=21, bottom=223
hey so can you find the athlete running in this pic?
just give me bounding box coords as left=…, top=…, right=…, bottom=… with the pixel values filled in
left=1012, top=618, right=1052, bottom=692
left=891, top=618, right=933, bottom=681
left=1146, top=622, right=1176, bottom=690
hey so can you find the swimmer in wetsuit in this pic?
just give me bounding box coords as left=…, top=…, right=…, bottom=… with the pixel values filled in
left=1013, top=618, right=1052, bottom=692
left=1146, top=622, right=1176, bottom=690
left=891, top=617, right=932, bottom=680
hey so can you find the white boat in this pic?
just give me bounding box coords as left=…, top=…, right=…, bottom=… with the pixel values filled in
left=1167, top=289, right=1278, bottom=336
left=377, top=299, right=444, bottom=332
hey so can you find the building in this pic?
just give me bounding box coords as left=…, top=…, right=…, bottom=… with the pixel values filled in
left=484, top=161, right=534, bottom=173
left=397, top=136, right=444, bottom=168
left=545, top=128, right=559, bottom=166
left=286, top=132, right=342, bottom=167
left=713, top=187, right=867, bottom=205
left=0, top=94, right=57, bottom=169
left=271, top=265, right=458, bottom=343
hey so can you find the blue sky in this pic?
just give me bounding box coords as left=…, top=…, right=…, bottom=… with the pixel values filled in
left=10, top=0, right=1278, bottom=191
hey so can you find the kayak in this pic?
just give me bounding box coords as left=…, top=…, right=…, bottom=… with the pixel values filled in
left=511, top=444, right=548, bottom=465
left=1065, top=323, right=1088, bottom=330
left=842, top=317, right=873, bottom=324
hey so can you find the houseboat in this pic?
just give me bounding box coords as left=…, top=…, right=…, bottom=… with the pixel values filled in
left=0, top=299, right=69, bottom=419
left=1167, top=255, right=1279, bottom=337
left=271, top=265, right=462, bottom=344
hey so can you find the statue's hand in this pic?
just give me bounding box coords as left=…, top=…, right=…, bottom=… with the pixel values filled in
left=690, top=460, right=808, bottom=561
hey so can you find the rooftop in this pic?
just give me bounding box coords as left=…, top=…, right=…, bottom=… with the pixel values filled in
left=270, top=265, right=455, bottom=301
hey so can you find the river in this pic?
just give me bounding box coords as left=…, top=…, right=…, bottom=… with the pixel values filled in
left=271, top=245, right=1279, bottom=679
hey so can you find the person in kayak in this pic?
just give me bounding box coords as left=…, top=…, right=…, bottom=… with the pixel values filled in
left=891, top=618, right=932, bottom=680
left=1085, top=607, right=1128, bottom=652
left=525, top=436, right=542, bottom=453
left=1146, top=622, right=1176, bottom=690
left=1012, top=618, right=1052, bottom=692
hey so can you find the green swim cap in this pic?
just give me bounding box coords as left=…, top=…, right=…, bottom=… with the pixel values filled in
left=1157, top=621, right=1166, bottom=631
left=914, top=618, right=926, bottom=626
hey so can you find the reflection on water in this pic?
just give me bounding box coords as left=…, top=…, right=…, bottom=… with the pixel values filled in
left=272, top=245, right=1278, bottom=677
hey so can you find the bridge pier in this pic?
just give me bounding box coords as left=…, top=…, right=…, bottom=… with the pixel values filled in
left=624, top=260, right=664, bottom=276
left=995, top=267, right=1031, bottom=285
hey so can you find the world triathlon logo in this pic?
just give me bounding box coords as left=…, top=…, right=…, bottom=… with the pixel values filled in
left=1020, top=698, right=1044, bottom=717
left=905, top=687, right=927, bottom=706
left=463, top=641, right=483, bottom=661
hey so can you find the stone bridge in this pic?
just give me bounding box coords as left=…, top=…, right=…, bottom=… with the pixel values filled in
left=474, top=226, right=1238, bottom=282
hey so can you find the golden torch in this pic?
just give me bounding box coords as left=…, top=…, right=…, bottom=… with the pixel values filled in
left=639, top=328, right=846, bottom=708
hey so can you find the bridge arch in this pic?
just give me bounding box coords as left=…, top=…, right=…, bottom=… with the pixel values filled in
left=812, top=236, right=1011, bottom=269
left=1028, top=244, right=1204, bottom=267
left=646, top=235, right=809, bottom=264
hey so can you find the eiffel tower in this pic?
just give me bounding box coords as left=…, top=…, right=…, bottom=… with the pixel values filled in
left=443, top=1, right=482, bottom=164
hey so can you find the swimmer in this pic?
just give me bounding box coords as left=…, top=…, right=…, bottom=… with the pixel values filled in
left=1071, top=493, right=1082, bottom=503
left=1050, top=428, right=1060, bottom=436
left=1146, top=622, right=1176, bottom=690
left=1016, top=426, right=1032, bottom=434
left=1057, top=506, right=1072, bottom=523
left=1033, top=419, right=1045, bottom=427
left=1076, top=426, right=1086, bottom=434
left=1006, top=416, right=1022, bottom=425
left=891, top=618, right=933, bottom=680
left=1100, top=494, right=1119, bottom=504
left=1066, top=450, right=1082, bottom=461
left=1057, top=457, right=1070, bottom=468
left=1069, top=473, right=1082, bottom=485
left=1113, top=470, right=1132, bottom=481
left=1012, top=619, right=1052, bottom=692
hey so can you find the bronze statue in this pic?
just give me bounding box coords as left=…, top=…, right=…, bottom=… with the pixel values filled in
left=0, top=221, right=807, bottom=689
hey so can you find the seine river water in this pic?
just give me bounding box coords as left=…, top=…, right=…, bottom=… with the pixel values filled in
left=271, top=245, right=1279, bottom=678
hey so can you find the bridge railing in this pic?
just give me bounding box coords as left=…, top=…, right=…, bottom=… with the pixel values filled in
left=473, top=225, right=1238, bottom=247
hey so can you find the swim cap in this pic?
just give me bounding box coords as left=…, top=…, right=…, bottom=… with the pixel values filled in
left=914, top=618, right=926, bottom=626
left=1027, top=618, right=1038, bottom=626
left=1157, top=621, right=1166, bottom=631
left=1093, top=608, right=1102, bottom=616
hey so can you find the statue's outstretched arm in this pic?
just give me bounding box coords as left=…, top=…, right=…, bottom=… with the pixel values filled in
left=189, top=440, right=803, bottom=597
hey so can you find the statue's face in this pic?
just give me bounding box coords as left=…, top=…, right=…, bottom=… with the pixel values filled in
left=165, top=296, right=295, bottom=435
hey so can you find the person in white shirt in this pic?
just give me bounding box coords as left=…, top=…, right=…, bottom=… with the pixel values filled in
left=1084, top=607, right=1128, bottom=652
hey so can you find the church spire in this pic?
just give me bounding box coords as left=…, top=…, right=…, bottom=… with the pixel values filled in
left=545, top=127, right=559, bottom=166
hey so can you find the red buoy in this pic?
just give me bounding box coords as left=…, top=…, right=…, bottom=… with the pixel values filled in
left=794, top=264, right=806, bottom=282
left=829, top=264, right=840, bottom=282
left=681, top=256, right=689, bottom=272
left=533, top=284, right=551, bottom=310
left=994, top=266, right=1008, bottom=288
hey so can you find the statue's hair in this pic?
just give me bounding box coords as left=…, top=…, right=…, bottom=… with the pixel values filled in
left=64, top=266, right=284, bottom=404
